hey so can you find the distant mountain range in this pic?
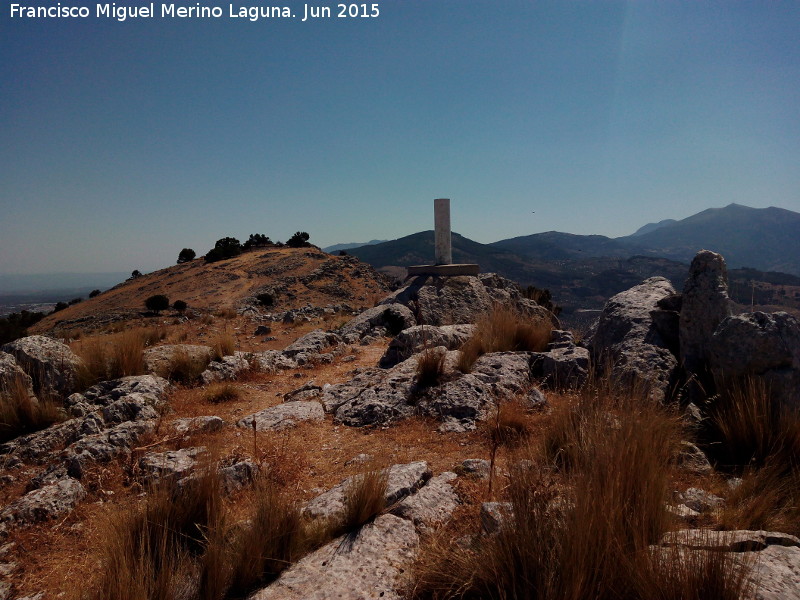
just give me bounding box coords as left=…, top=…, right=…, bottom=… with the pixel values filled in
left=322, top=239, right=389, bottom=253
left=346, top=204, right=800, bottom=319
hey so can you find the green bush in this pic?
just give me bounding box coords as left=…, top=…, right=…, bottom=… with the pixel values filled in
left=177, top=248, right=196, bottom=263
left=286, top=232, right=311, bottom=248
left=145, top=294, right=170, bottom=314
left=205, top=237, right=242, bottom=263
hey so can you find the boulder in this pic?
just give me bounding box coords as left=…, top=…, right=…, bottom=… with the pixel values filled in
left=249, top=514, right=418, bottom=600
left=1, top=336, right=82, bottom=398
left=138, top=447, right=206, bottom=482
left=283, top=381, right=322, bottom=402
left=481, top=501, right=513, bottom=535
left=590, top=277, right=678, bottom=401
left=338, top=303, right=416, bottom=340
left=531, top=345, right=589, bottom=390
left=283, top=329, right=341, bottom=357
left=458, top=458, right=491, bottom=479
left=379, top=324, right=476, bottom=368
left=0, top=352, right=35, bottom=400
left=251, top=350, right=297, bottom=374
left=679, top=250, right=732, bottom=377
left=172, top=416, right=225, bottom=435
left=237, top=401, right=324, bottom=431
left=200, top=352, right=251, bottom=384
left=707, top=312, right=800, bottom=409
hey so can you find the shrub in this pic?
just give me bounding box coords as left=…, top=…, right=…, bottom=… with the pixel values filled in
left=203, top=382, right=239, bottom=404
left=145, top=294, right=170, bottom=314
left=163, top=347, right=210, bottom=384
left=211, top=332, right=236, bottom=362
left=256, top=292, right=275, bottom=307
left=416, top=347, right=446, bottom=388
left=457, top=306, right=552, bottom=373
left=68, top=297, right=83, bottom=306
left=89, top=289, right=101, bottom=298
left=523, top=285, right=562, bottom=316
left=0, top=310, right=46, bottom=344
left=177, top=248, right=196, bottom=264
left=242, top=233, right=272, bottom=250
left=204, top=237, right=242, bottom=263
left=52, top=301, right=68, bottom=313
left=286, top=231, right=311, bottom=248
left=0, top=375, right=64, bottom=443
left=130, top=270, right=143, bottom=279
left=173, top=300, right=188, bottom=313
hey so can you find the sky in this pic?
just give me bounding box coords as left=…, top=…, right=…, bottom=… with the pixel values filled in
left=1, top=0, right=799, bottom=276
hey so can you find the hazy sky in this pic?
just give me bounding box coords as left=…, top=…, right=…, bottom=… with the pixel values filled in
left=2, top=0, right=798, bottom=275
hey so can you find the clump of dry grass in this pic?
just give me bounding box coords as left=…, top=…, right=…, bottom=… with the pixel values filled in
left=410, top=384, right=751, bottom=600
left=457, top=306, right=551, bottom=373
left=0, top=375, right=64, bottom=443
left=338, top=468, right=389, bottom=534
left=489, top=401, right=532, bottom=450
left=211, top=332, right=236, bottom=362
left=75, top=329, right=148, bottom=389
left=416, top=347, right=447, bottom=388
left=203, top=382, right=240, bottom=404
left=164, top=348, right=210, bottom=384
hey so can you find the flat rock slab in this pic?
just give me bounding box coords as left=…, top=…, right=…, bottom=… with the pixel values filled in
left=304, top=461, right=431, bottom=522
left=249, top=514, right=418, bottom=600
left=138, top=447, right=206, bottom=482
left=391, top=471, right=459, bottom=532
left=172, top=416, right=225, bottom=435
left=0, top=478, right=85, bottom=526
left=237, top=401, right=324, bottom=431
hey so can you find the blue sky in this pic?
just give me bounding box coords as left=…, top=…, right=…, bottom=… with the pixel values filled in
left=1, top=0, right=798, bottom=275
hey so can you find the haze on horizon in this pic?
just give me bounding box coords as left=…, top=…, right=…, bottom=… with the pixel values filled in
left=2, top=1, right=798, bottom=276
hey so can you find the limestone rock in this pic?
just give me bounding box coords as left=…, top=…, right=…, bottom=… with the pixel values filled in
left=458, top=458, right=491, bottom=479
left=338, top=303, right=416, bottom=340
left=679, top=250, right=732, bottom=377
left=675, top=488, right=723, bottom=513
left=251, top=350, right=297, bottom=374
left=531, top=345, right=589, bottom=390
left=304, top=461, right=431, bottom=522
left=249, top=514, right=418, bottom=600
left=283, top=329, right=341, bottom=357
left=237, top=401, right=324, bottom=431
left=172, top=416, right=225, bottom=435
left=283, top=381, right=322, bottom=402
left=379, top=324, right=476, bottom=368
left=1, top=335, right=82, bottom=398
left=75, top=374, right=172, bottom=407
left=0, top=478, right=85, bottom=526
left=200, top=352, right=251, bottom=384
left=481, top=502, right=513, bottom=535
left=391, top=471, right=460, bottom=532
left=138, top=447, right=206, bottom=482
left=0, top=352, right=35, bottom=400
left=590, top=277, right=678, bottom=401
left=708, top=311, right=800, bottom=409
left=677, top=441, right=713, bottom=474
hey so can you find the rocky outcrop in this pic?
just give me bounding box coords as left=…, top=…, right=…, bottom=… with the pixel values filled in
left=590, top=277, right=678, bottom=401
left=707, top=311, right=800, bottom=409
left=236, top=401, right=324, bottom=431
left=531, top=344, right=590, bottom=390
left=172, top=415, right=225, bottom=435
left=379, top=273, right=557, bottom=328
left=679, top=250, right=732, bottom=377
left=200, top=352, right=251, bottom=384
left=379, top=324, right=475, bottom=368
left=0, top=478, right=85, bottom=527
left=391, top=471, right=460, bottom=533
left=323, top=351, right=544, bottom=431
left=1, top=336, right=82, bottom=398
left=138, top=447, right=206, bottom=483
left=0, top=352, right=35, bottom=400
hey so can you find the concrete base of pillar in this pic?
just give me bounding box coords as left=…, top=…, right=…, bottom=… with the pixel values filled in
left=407, top=264, right=481, bottom=277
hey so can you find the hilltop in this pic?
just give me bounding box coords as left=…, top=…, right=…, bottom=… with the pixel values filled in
left=30, top=246, right=392, bottom=336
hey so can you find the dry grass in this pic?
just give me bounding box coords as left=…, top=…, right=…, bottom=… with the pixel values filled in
left=75, top=329, right=149, bottom=389
left=164, top=347, right=211, bottom=384
left=203, top=382, right=240, bottom=404
left=457, top=306, right=551, bottom=373
left=211, top=332, right=236, bottom=362
left=0, top=375, right=64, bottom=443
left=416, top=347, right=447, bottom=388
left=337, top=468, right=389, bottom=534
left=410, top=384, right=751, bottom=600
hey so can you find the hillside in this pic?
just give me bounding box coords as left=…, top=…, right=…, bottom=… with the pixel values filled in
left=31, top=246, right=391, bottom=335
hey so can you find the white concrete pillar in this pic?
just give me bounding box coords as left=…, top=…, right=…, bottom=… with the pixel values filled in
left=434, top=198, right=452, bottom=265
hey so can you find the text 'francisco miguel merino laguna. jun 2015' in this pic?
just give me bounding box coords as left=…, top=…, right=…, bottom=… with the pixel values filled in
left=9, top=2, right=382, bottom=22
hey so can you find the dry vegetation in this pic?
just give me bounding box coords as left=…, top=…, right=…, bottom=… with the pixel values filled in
left=458, top=306, right=552, bottom=373
left=0, top=375, right=64, bottom=443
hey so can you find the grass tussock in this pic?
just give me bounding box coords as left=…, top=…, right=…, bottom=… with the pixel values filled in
left=164, top=348, right=211, bottom=385
left=203, top=382, right=240, bottom=404
left=211, top=332, right=236, bottom=362
left=338, top=468, right=389, bottom=534
left=410, top=385, right=752, bottom=600
left=75, top=329, right=149, bottom=389
left=0, top=375, right=64, bottom=443
left=457, top=306, right=551, bottom=373
left=489, top=401, right=532, bottom=450
left=416, top=347, right=447, bottom=388
left=708, top=377, right=800, bottom=536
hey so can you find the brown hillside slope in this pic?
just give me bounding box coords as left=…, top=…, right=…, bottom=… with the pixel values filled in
left=31, top=247, right=391, bottom=335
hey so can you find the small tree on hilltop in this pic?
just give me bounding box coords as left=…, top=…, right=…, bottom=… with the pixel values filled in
left=177, top=248, right=196, bottom=264
left=145, top=294, right=170, bottom=315
left=286, top=231, right=311, bottom=248
left=205, top=237, right=242, bottom=263
left=242, top=233, right=272, bottom=250
left=130, top=270, right=143, bottom=280
left=89, top=289, right=101, bottom=298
